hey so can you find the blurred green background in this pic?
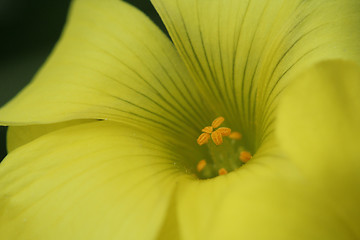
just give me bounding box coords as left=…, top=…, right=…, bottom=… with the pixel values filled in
left=0, top=0, right=166, bottom=161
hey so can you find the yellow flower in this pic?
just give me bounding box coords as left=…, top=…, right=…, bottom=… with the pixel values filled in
left=1, top=0, right=360, bottom=239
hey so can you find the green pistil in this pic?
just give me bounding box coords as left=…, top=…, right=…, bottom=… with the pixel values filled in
left=196, top=137, right=250, bottom=179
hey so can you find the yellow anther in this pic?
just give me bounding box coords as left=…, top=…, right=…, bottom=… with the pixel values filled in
left=229, top=131, right=242, bottom=140
left=211, top=116, right=225, bottom=128
left=217, top=127, right=231, bottom=136
left=218, top=168, right=228, bottom=175
left=240, top=151, right=252, bottom=163
left=197, top=133, right=210, bottom=145
left=197, top=159, right=207, bottom=172
left=197, top=117, right=230, bottom=146
left=202, top=126, right=213, bottom=133
left=211, top=130, right=223, bottom=145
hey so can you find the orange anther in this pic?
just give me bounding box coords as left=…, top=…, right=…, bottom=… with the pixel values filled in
left=229, top=132, right=242, bottom=140
left=211, top=116, right=225, bottom=128
left=197, top=159, right=207, bottom=172
left=211, top=130, right=223, bottom=145
left=198, top=117, right=232, bottom=146
left=240, top=151, right=252, bottom=163
left=218, top=168, right=228, bottom=175
left=202, top=126, right=213, bottom=133
left=217, top=127, right=231, bottom=136
left=197, top=133, right=210, bottom=145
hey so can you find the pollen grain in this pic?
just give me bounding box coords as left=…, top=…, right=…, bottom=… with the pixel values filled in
left=197, top=159, right=207, bottom=172
left=198, top=117, right=233, bottom=146
left=211, top=130, right=223, bottom=145
left=211, top=116, right=225, bottom=128
left=197, top=133, right=210, bottom=145
left=217, top=127, right=231, bottom=136
left=218, top=168, right=228, bottom=175
left=240, top=151, right=252, bottom=162
left=202, top=126, right=213, bottom=133
left=229, top=131, right=242, bottom=140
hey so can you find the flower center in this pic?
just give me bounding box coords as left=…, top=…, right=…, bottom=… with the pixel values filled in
left=195, top=117, right=252, bottom=179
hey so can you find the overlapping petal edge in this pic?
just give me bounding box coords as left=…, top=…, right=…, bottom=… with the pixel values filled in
left=1, top=0, right=360, bottom=239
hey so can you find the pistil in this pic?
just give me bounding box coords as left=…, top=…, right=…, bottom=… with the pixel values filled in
left=196, top=116, right=253, bottom=179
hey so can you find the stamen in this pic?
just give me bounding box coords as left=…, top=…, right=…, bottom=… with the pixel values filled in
left=211, top=130, right=223, bottom=145
left=197, top=159, right=207, bottom=172
left=195, top=116, right=251, bottom=179
left=240, top=151, right=252, bottom=163
left=229, top=132, right=242, bottom=140
left=197, top=133, right=210, bottom=145
left=211, top=116, right=225, bottom=128
left=202, top=126, right=213, bottom=133
left=218, top=168, right=228, bottom=175
left=217, top=127, right=231, bottom=136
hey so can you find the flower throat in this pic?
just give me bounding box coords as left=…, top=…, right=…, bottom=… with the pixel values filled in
left=195, top=117, right=252, bottom=179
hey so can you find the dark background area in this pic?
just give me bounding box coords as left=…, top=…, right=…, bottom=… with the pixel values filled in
left=0, top=0, right=166, bottom=161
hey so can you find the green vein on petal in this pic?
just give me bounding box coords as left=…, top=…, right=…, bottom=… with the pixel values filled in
left=0, top=121, right=188, bottom=240
left=151, top=0, right=360, bottom=152
left=0, top=0, right=212, bottom=139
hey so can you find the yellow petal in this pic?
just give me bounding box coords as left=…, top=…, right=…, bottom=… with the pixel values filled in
left=151, top=0, right=360, bottom=147
left=7, top=120, right=93, bottom=152
left=277, top=60, right=360, bottom=235
left=175, top=153, right=356, bottom=239
left=156, top=191, right=181, bottom=240
left=0, top=0, right=211, bottom=139
left=0, top=121, right=187, bottom=240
